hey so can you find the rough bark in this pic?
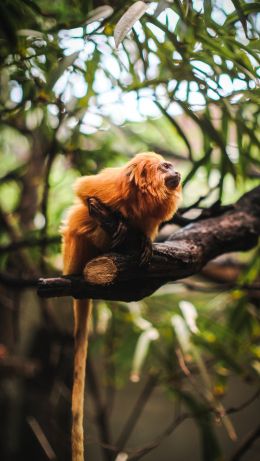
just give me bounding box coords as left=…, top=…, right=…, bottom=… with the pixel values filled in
left=38, top=186, right=260, bottom=302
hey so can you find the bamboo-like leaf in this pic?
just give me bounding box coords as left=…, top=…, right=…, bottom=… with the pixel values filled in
left=177, top=390, right=222, bottom=461
left=204, top=0, right=212, bottom=23
left=155, top=101, right=193, bottom=160
left=183, top=147, right=212, bottom=186
left=230, top=0, right=248, bottom=37
left=130, top=328, right=159, bottom=382
left=178, top=101, right=227, bottom=152
left=179, top=301, right=199, bottom=334
left=154, top=0, right=173, bottom=18
left=225, top=2, right=260, bottom=27
left=17, top=29, right=44, bottom=38
left=21, top=0, right=43, bottom=15
left=132, top=28, right=148, bottom=76
left=114, top=1, right=148, bottom=48
left=86, top=5, right=114, bottom=24
left=171, top=315, right=191, bottom=352
left=47, top=51, right=79, bottom=90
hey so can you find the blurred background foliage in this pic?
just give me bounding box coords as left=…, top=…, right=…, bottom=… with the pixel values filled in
left=0, top=0, right=259, bottom=460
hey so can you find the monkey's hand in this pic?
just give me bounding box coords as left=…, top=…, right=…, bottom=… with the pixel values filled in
left=87, top=196, right=152, bottom=267
left=138, top=233, right=153, bottom=267
left=87, top=196, right=128, bottom=247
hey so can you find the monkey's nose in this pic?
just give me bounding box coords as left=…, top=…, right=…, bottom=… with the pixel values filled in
left=165, top=171, right=181, bottom=189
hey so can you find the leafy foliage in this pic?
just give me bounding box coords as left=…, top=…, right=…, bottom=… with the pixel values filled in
left=0, top=1, right=259, bottom=460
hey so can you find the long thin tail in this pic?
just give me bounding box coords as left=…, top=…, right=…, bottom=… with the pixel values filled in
left=72, top=298, right=93, bottom=461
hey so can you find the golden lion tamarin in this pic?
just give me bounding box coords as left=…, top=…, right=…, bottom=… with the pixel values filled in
left=61, top=152, right=181, bottom=461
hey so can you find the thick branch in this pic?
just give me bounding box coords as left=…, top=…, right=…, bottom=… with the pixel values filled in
left=38, top=186, right=260, bottom=302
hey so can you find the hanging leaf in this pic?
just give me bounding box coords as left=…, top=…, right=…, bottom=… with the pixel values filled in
left=204, top=0, right=212, bottom=23
left=230, top=0, right=248, bottom=37
left=180, top=390, right=222, bottom=461
left=154, top=0, right=173, bottom=18
left=183, top=147, right=213, bottom=186
left=114, top=1, right=148, bottom=48
left=130, top=328, right=159, bottom=382
left=47, top=51, right=79, bottom=90
left=17, top=29, right=44, bottom=38
left=225, top=2, right=259, bottom=28
left=179, top=301, right=199, bottom=334
left=20, top=0, right=43, bottom=15
left=155, top=101, right=193, bottom=161
left=86, top=5, right=114, bottom=25
left=171, top=315, right=191, bottom=353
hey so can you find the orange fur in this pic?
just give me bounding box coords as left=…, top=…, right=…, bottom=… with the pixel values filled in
left=61, top=152, right=181, bottom=461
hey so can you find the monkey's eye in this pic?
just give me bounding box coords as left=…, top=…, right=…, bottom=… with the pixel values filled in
left=161, top=162, right=173, bottom=170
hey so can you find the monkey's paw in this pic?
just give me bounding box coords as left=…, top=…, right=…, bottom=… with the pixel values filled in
left=87, top=196, right=123, bottom=235
left=110, top=220, right=129, bottom=249
left=87, top=196, right=110, bottom=221
left=139, top=236, right=153, bottom=267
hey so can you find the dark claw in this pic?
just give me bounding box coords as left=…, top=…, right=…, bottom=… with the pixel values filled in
left=138, top=236, right=153, bottom=267
left=87, top=196, right=152, bottom=266
left=110, top=221, right=128, bottom=249
left=87, top=196, right=117, bottom=234
left=87, top=196, right=126, bottom=238
left=87, top=197, right=110, bottom=222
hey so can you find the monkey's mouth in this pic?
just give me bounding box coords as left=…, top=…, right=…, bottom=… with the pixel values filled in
left=165, top=171, right=181, bottom=189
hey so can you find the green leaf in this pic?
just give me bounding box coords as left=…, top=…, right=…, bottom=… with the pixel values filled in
left=225, top=2, right=260, bottom=27
left=183, top=147, right=212, bottom=186
left=177, top=390, right=222, bottom=461
left=177, top=101, right=227, bottom=154
left=155, top=101, right=193, bottom=161
left=20, top=0, right=43, bottom=15
left=230, top=0, right=248, bottom=37
left=204, top=0, right=212, bottom=23
left=47, top=51, right=80, bottom=90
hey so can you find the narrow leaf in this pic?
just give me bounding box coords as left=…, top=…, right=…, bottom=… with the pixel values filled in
left=21, top=0, right=43, bottom=15
left=204, top=0, right=212, bottom=22
left=155, top=101, right=193, bottom=161
left=114, top=1, right=148, bottom=48
left=230, top=0, right=248, bottom=37
left=17, top=29, right=44, bottom=38
left=86, top=5, right=114, bottom=24
left=183, top=147, right=212, bottom=186
left=225, top=2, right=259, bottom=28
left=48, top=51, right=79, bottom=90
left=130, top=328, right=159, bottom=382
left=154, top=0, right=173, bottom=18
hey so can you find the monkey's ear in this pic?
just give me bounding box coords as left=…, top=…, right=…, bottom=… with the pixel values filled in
left=125, top=164, right=137, bottom=182
left=140, top=166, right=147, bottom=178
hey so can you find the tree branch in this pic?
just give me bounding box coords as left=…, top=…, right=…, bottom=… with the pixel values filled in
left=37, top=186, right=260, bottom=302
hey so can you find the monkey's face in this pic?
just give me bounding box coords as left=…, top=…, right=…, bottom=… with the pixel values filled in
left=159, top=161, right=181, bottom=190
left=126, top=153, right=181, bottom=196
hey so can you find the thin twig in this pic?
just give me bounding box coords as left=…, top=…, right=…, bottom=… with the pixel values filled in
left=0, top=235, right=60, bottom=253
left=115, top=374, right=158, bottom=453
left=0, top=272, right=37, bottom=288
left=230, top=423, right=260, bottom=461
left=84, top=388, right=260, bottom=460
left=127, top=389, right=260, bottom=460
